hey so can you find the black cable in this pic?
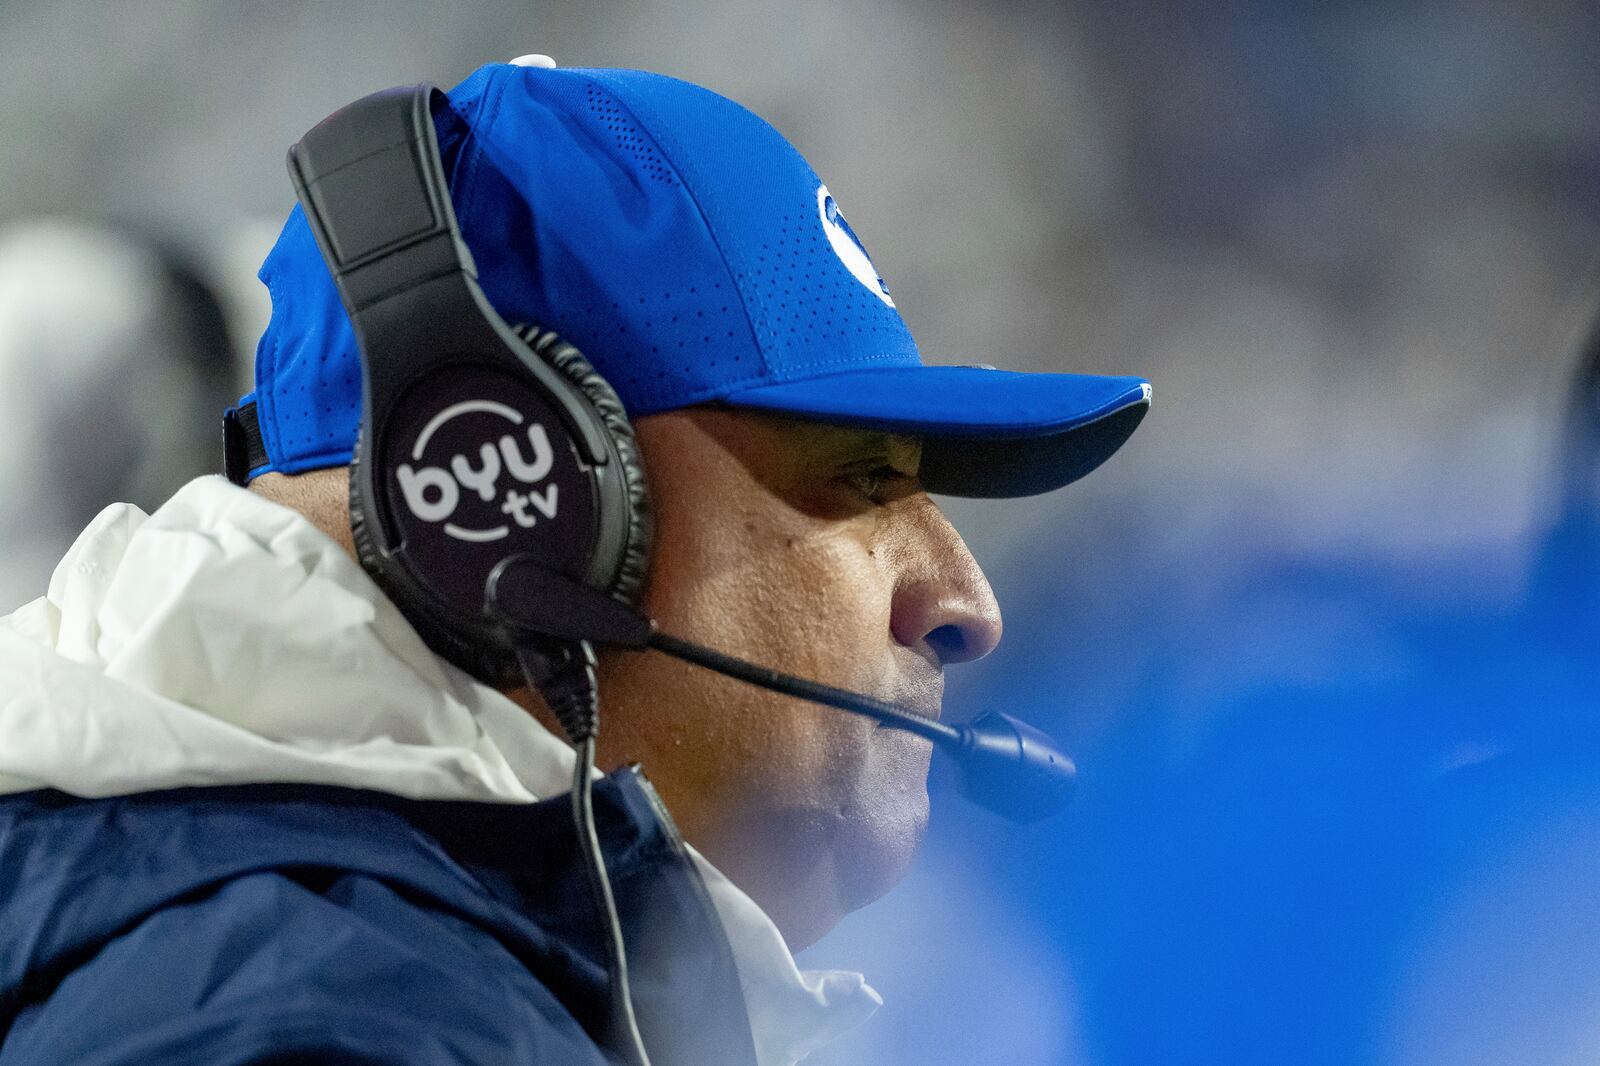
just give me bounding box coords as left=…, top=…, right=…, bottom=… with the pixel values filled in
left=570, top=734, right=650, bottom=1066
left=514, top=640, right=652, bottom=1066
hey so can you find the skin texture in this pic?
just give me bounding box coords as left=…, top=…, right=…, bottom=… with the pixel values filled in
left=251, top=406, right=1001, bottom=950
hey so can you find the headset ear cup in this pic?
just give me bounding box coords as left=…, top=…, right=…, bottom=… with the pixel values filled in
left=348, top=438, right=521, bottom=684
left=347, top=434, right=383, bottom=582
left=513, top=324, right=652, bottom=605
left=346, top=328, right=650, bottom=688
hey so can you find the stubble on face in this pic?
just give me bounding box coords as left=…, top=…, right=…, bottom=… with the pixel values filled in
left=587, top=406, right=992, bottom=949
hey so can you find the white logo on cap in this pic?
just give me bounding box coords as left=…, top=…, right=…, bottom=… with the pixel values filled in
left=817, top=185, right=894, bottom=308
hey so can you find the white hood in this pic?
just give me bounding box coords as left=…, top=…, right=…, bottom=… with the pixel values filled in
left=0, top=475, right=878, bottom=1065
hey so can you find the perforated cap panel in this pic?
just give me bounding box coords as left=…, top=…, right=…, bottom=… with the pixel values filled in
left=585, top=81, right=678, bottom=187
left=245, top=62, right=1151, bottom=499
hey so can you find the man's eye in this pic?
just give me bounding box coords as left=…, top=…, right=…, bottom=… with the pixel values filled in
left=844, top=465, right=907, bottom=503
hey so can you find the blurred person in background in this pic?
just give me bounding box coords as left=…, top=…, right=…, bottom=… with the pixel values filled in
left=0, top=217, right=238, bottom=609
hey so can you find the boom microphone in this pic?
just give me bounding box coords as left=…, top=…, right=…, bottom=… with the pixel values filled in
left=486, top=554, right=1077, bottom=823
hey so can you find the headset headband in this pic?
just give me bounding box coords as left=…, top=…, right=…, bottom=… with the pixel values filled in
left=289, top=85, right=475, bottom=321
left=281, top=83, right=647, bottom=684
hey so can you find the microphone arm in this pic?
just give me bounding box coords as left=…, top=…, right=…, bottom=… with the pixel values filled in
left=486, top=555, right=1077, bottom=822
left=646, top=630, right=957, bottom=745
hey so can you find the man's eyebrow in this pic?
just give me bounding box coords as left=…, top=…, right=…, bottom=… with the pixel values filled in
left=824, top=431, right=922, bottom=475
left=820, top=430, right=918, bottom=458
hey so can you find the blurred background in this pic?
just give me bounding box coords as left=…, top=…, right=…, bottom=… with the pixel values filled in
left=4, top=1, right=1599, bottom=1062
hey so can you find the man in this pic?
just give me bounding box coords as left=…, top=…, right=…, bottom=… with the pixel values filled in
left=0, top=57, right=1149, bottom=1064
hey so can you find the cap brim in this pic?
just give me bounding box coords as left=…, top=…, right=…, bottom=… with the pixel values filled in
left=722, top=365, right=1151, bottom=498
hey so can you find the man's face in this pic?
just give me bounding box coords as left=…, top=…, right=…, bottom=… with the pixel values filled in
left=593, top=407, right=1002, bottom=949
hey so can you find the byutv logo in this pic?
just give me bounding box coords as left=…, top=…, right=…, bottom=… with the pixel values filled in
left=396, top=400, right=559, bottom=543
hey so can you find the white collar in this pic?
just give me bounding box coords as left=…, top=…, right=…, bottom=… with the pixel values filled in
left=0, top=475, right=878, bottom=1065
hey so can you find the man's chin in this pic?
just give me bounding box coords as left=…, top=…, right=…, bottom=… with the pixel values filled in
left=833, top=726, right=936, bottom=905
left=833, top=786, right=930, bottom=917
left=717, top=781, right=930, bottom=951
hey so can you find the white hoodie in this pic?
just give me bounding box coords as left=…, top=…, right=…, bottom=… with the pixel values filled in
left=0, top=475, right=879, bottom=1066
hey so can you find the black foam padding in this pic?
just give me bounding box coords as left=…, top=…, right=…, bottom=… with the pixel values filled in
left=514, top=324, right=652, bottom=607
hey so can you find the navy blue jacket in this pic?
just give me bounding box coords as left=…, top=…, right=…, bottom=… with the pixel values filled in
left=0, top=769, right=760, bottom=1064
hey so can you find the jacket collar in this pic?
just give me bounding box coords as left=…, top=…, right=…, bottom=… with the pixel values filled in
left=0, top=475, right=879, bottom=1065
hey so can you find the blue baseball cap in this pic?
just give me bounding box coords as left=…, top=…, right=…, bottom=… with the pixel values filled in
left=239, top=60, right=1150, bottom=497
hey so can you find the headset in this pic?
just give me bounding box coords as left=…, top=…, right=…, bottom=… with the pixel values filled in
left=264, top=82, right=1079, bottom=1066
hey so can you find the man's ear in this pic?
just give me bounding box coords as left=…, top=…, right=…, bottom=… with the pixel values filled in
left=247, top=468, right=359, bottom=557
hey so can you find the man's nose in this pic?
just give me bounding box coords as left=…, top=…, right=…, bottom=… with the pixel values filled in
left=888, top=505, right=1004, bottom=667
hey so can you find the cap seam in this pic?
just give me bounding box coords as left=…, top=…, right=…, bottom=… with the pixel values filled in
left=576, top=70, right=776, bottom=394
left=584, top=74, right=918, bottom=384
left=273, top=444, right=357, bottom=473
left=724, top=375, right=1150, bottom=436
left=454, top=66, right=511, bottom=236
left=764, top=345, right=912, bottom=378
left=253, top=251, right=292, bottom=470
